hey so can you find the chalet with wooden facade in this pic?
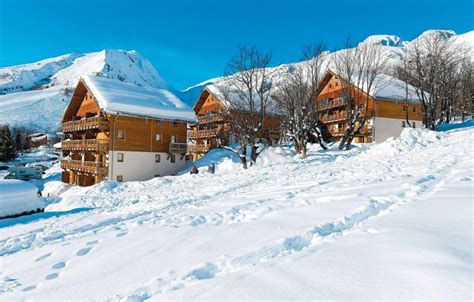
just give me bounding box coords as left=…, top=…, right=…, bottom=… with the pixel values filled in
left=60, top=75, right=196, bottom=186
left=316, top=70, right=423, bottom=143
left=188, top=85, right=281, bottom=160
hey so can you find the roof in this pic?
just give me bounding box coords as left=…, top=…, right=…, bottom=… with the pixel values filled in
left=317, top=70, right=422, bottom=103
left=81, top=75, right=196, bottom=123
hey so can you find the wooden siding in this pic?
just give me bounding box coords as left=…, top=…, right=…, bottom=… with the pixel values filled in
left=76, top=92, right=101, bottom=117
left=108, top=115, right=188, bottom=153
left=374, top=99, right=423, bottom=120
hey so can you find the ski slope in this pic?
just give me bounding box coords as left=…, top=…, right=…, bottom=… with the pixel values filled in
left=0, top=127, right=472, bottom=300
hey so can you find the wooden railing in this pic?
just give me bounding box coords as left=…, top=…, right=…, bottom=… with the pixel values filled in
left=188, top=128, right=221, bottom=139
left=320, top=112, right=347, bottom=123
left=60, top=160, right=108, bottom=175
left=197, top=114, right=226, bottom=124
left=62, top=139, right=109, bottom=152
left=261, top=130, right=281, bottom=140
left=187, top=144, right=213, bottom=153
left=318, top=98, right=345, bottom=111
left=62, top=116, right=109, bottom=133
left=169, top=142, right=187, bottom=154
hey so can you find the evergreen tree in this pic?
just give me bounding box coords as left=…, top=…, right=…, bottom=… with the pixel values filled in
left=0, top=125, right=17, bottom=162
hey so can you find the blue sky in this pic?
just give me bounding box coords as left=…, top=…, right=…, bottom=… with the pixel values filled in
left=0, top=0, right=472, bottom=89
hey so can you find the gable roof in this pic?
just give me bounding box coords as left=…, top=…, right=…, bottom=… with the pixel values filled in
left=316, top=70, right=423, bottom=103
left=63, top=75, right=196, bottom=123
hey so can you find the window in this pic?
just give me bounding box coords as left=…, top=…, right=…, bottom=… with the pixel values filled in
left=329, top=84, right=332, bottom=89
left=117, top=153, right=124, bottom=162
left=155, top=154, right=161, bottom=162
left=171, top=135, right=176, bottom=143
left=117, top=175, right=123, bottom=182
left=172, top=122, right=178, bottom=128
left=412, top=122, right=416, bottom=128
left=170, top=155, right=176, bottom=163
left=335, top=82, right=339, bottom=87
left=402, top=105, right=407, bottom=112
left=155, top=134, right=161, bottom=142
left=154, top=174, right=160, bottom=178
left=118, top=130, right=125, bottom=140
left=157, top=120, right=162, bottom=127
left=402, top=121, right=406, bottom=128
left=413, top=106, right=416, bottom=112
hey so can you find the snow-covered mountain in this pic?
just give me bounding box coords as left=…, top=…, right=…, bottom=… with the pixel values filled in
left=0, top=30, right=472, bottom=132
left=0, top=50, right=170, bottom=131
left=180, top=29, right=474, bottom=105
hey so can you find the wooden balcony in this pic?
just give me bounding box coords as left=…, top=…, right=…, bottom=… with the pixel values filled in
left=62, top=139, right=109, bottom=152
left=169, top=142, right=187, bottom=154
left=197, top=114, right=227, bottom=124
left=320, top=113, right=347, bottom=124
left=188, top=128, right=221, bottom=139
left=62, top=116, right=109, bottom=133
left=187, top=144, right=214, bottom=153
left=318, top=97, right=345, bottom=111
left=261, top=130, right=281, bottom=140
left=60, top=160, right=108, bottom=175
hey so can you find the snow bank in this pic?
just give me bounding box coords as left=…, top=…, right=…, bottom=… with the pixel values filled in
left=0, top=180, right=44, bottom=218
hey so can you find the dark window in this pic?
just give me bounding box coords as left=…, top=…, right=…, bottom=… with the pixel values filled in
left=170, top=155, right=176, bottom=163
left=157, top=120, right=162, bottom=127
left=413, top=106, right=416, bottom=112
left=402, top=105, right=407, bottom=112
left=117, top=175, right=123, bottom=182
left=154, top=174, right=160, bottom=178
left=412, top=122, right=416, bottom=128
left=402, top=121, right=406, bottom=128
left=173, top=122, right=178, bottom=127
left=117, top=153, right=124, bottom=162
left=155, top=154, right=161, bottom=162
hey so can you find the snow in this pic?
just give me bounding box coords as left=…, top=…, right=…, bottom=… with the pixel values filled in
left=0, top=125, right=472, bottom=300
left=0, top=180, right=44, bottom=218
left=0, top=50, right=174, bottom=131
left=83, top=75, right=196, bottom=122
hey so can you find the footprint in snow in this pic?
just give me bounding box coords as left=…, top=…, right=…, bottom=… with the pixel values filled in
left=45, top=273, right=59, bottom=280
left=116, top=232, right=128, bottom=238
left=86, top=240, right=99, bottom=246
left=76, top=247, right=92, bottom=256
left=22, top=285, right=36, bottom=292
left=36, top=253, right=52, bottom=262
left=52, top=261, right=66, bottom=269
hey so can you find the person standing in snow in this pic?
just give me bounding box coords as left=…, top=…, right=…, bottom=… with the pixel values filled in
left=190, top=165, right=199, bottom=174
left=208, top=163, right=216, bottom=174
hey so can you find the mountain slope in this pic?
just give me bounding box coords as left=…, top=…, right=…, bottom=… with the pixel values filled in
left=0, top=50, right=170, bottom=131
left=180, top=29, right=474, bottom=106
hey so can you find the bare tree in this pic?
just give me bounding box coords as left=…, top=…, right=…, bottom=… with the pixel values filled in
left=273, top=44, right=328, bottom=158
left=219, top=46, right=276, bottom=169
left=402, top=33, right=467, bottom=129
left=332, top=38, right=390, bottom=150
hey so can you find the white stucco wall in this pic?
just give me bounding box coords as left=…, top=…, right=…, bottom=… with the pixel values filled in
left=108, top=151, right=186, bottom=182
left=373, top=117, right=421, bottom=142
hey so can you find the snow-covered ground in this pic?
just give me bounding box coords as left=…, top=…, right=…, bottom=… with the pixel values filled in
left=0, top=126, right=473, bottom=301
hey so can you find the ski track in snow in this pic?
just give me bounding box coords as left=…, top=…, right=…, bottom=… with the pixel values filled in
left=0, top=128, right=471, bottom=299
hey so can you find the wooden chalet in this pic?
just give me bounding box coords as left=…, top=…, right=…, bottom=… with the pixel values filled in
left=316, top=70, right=424, bottom=143
left=60, top=75, right=196, bottom=186
left=188, top=86, right=281, bottom=161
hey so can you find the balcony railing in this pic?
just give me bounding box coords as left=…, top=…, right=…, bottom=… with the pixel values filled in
left=318, top=97, right=345, bottom=111
left=197, top=114, right=227, bottom=124
left=60, top=160, right=108, bottom=175
left=62, top=139, right=109, bottom=152
left=188, top=128, right=221, bottom=139
left=320, top=113, right=347, bottom=123
left=169, top=142, right=187, bottom=154
left=62, top=116, right=109, bottom=133
left=187, top=144, right=213, bottom=153
left=261, top=130, right=281, bottom=140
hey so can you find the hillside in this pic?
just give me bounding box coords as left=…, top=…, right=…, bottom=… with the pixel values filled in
left=0, top=30, right=472, bottom=131
left=0, top=50, right=170, bottom=131
left=0, top=125, right=472, bottom=300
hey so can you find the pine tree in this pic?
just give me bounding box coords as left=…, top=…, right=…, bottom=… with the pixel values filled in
left=0, top=125, right=17, bottom=162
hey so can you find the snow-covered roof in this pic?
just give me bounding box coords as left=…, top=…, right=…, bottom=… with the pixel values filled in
left=365, top=74, right=422, bottom=102
left=30, top=134, right=48, bottom=142
left=82, top=75, right=196, bottom=123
